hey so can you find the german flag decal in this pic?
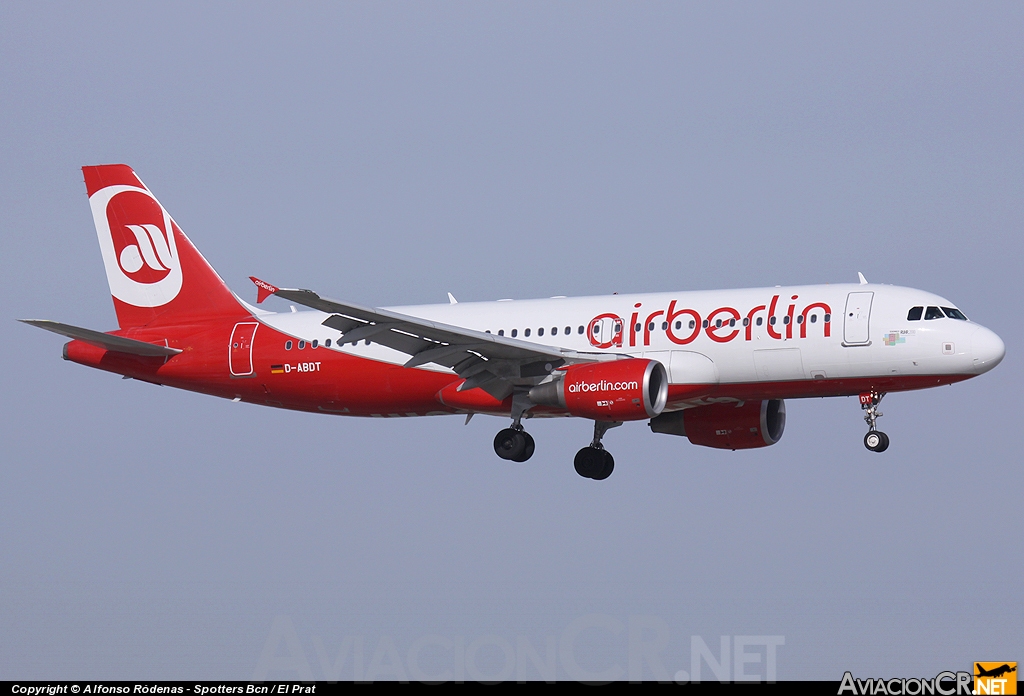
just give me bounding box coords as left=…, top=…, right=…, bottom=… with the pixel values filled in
left=270, top=364, right=285, bottom=374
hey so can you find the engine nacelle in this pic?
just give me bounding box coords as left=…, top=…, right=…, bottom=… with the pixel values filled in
left=529, top=359, right=668, bottom=421
left=649, top=399, right=786, bottom=449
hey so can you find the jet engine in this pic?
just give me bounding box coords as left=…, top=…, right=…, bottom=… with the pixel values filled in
left=649, top=399, right=786, bottom=449
left=529, top=359, right=668, bottom=421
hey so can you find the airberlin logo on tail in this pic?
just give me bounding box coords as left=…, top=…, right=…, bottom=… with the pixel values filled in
left=121, top=224, right=174, bottom=274
left=90, top=184, right=182, bottom=308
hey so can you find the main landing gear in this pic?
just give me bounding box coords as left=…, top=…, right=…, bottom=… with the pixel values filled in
left=574, top=421, right=622, bottom=480
left=860, top=391, right=889, bottom=453
left=493, top=426, right=535, bottom=462
left=493, top=393, right=535, bottom=462
left=491, top=414, right=622, bottom=481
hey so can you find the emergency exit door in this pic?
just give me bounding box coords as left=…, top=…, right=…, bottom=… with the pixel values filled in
left=843, top=292, right=873, bottom=345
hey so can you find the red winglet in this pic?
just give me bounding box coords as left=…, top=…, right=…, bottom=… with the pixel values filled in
left=249, top=276, right=278, bottom=304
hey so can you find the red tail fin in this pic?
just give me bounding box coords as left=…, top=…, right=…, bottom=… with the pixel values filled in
left=83, top=165, right=246, bottom=329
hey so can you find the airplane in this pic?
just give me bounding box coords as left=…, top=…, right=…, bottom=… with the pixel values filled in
left=21, top=165, right=1005, bottom=480
left=975, top=664, right=1016, bottom=679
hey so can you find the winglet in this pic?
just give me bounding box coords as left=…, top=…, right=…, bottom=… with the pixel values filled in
left=857, top=272, right=868, bottom=285
left=250, top=276, right=279, bottom=304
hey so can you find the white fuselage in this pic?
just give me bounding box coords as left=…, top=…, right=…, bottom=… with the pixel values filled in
left=253, top=282, right=1004, bottom=397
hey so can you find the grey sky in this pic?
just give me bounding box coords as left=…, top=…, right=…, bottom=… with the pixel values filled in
left=1, top=2, right=1020, bottom=681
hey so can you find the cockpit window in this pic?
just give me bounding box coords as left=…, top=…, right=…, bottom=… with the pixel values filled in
left=907, top=306, right=923, bottom=321
left=942, top=307, right=968, bottom=321
left=924, top=306, right=944, bottom=320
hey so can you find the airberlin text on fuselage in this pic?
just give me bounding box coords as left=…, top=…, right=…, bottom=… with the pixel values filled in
left=587, top=294, right=833, bottom=349
left=567, top=379, right=640, bottom=393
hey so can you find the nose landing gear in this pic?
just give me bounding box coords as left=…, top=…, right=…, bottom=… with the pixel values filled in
left=860, top=391, right=889, bottom=453
left=574, top=421, right=622, bottom=480
left=864, top=430, right=889, bottom=452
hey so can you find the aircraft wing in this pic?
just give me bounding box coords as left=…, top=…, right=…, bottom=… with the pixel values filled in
left=19, top=319, right=182, bottom=357
left=251, top=277, right=606, bottom=400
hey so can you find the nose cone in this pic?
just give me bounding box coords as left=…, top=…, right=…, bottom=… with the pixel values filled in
left=971, top=325, right=1005, bottom=374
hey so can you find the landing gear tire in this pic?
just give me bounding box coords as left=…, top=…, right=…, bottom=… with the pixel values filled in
left=512, top=431, right=535, bottom=463
left=864, top=430, right=889, bottom=453
left=593, top=450, right=614, bottom=480
left=494, top=428, right=524, bottom=460
left=494, top=428, right=534, bottom=461
left=574, top=447, right=614, bottom=480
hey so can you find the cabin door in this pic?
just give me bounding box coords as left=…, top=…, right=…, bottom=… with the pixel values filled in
left=229, top=322, right=258, bottom=376
left=843, top=292, right=874, bottom=346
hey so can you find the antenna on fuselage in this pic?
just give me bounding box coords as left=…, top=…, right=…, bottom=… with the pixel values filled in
left=857, top=272, right=868, bottom=285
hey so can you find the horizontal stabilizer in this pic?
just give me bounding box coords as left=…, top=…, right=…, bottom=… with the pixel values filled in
left=18, top=319, right=182, bottom=357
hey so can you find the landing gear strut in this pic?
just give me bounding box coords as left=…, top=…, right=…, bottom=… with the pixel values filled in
left=860, top=391, right=889, bottom=453
left=574, top=421, right=621, bottom=480
left=493, top=392, right=535, bottom=462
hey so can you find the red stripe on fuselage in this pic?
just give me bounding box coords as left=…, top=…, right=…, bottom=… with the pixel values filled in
left=64, top=317, right=977, bottom=418
left=65, top=320, right=466, bottom=417
left=666, top=373, right=971, bottom=406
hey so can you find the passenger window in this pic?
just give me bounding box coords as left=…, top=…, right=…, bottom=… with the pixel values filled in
left=796, top=315, right=803, bottom=324
left=538, top=327, right=544, bottom=336
left=647, top=322, right=655, bottom=331
left=925, top=306, right=944, bottom=320
left=942, top=307, right=968, bottom=321
left=715, top=319, right=722, bottom=328
left=675, top=321, right=682, bottom=330
left=689, top=320, right=696, bottom=329
left=702, top=320, right=709, bottom=328
left=578, top=326, right=584, bottom=334
left=312, top=339, right=318, bottom=348
left=298, top=340, right=305, bottom=349
left=824, top=314, right=831, bottom=322
left=524, top=328, right=531, bottom=337
left=729, top=318, right=735, bottom=327
left=907, top=306, right=923, bottom=321
left=810, top=315, right=817, bottom=323
left=551, top=326, right=557, bottom=335
left=498, top=330, right=504, bottom=336
left=742, top=318, right=749, bottom=327
left=285, top=340, right=293, bottom=350
left=325, top=339, right=332, bottom=347
left=662, top=321, right=668, bottom=330
left=769, top=317, right=776, bottom=325
left=511, top=329, right=518, bottom=337
left=565, top=326, right=571, bottom=335
left=783, top=316, right=790, bottom=325
left=756, top=317, right=763, bottom=326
